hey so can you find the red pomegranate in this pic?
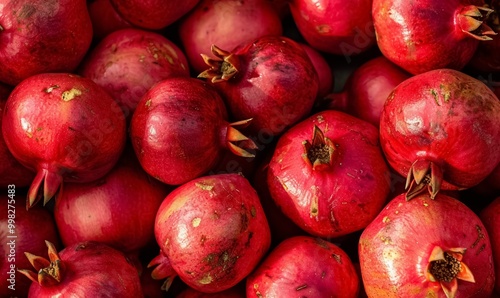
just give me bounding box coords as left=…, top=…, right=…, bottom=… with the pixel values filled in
left=379, top=69, right=500, bottom=200
left=267, top=110, right=391, bottom=238
left=480, top=196, right=500, bottom=295
left=359, top=192, right=495, bottom=297
left=0, top=0, right=93, bottom=85
left=1, top=73, right=127, bottom=207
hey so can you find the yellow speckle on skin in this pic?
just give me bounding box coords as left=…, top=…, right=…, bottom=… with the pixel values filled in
left=61, top=88, right=82, bottom=101
left=192, top=217, right=201, bottom=227
left=195, top=182, right=214, bottom=191
left=423, top=202, right=429, bottom=207
left=199, top=274, right=212, bottom=285
left=383, top=216, right=390, bottom=223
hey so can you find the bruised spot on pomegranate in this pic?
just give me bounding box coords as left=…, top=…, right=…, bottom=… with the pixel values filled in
left=198, top=273, right=213, bottom=285
left=61, top=88, right=82, bottom=101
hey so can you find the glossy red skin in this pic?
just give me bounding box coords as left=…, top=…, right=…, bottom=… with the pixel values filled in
left=79, top=28, right=190, bottom=121
left=154, top=174, right=271, bottom=293
left=0, top=196, right=60, bottom=298
left=380, top=69, right=500, bottom=190
left=343, top=56, right=410, bottom=127
left=26, top=241, right=143, bottom=297
left=110, top=0, right=200, bottom=29
left=53, top=154, right=169, bottom=253
left=88, top=0, right=132, bottom=41
left=1, top=73, right=126, bottom=183
left=130, top=77, right=229, bottom=185
left=0, top=90, right=34, bottom=187
left=373, top=0, right=484, bottom=75
left=300, top=43, right=334, bottom=99
left=212, top=36, right=318, bottom=137
left=179, top=0, right=283, bottom=73
left=480, top=197, right=500, bottom=294
left=289, top=0, right=375, bottom=56
left=267, top=110, right=391, bottom=238
left=246, top=236, right=359, bottom=297
left=359, top=193, right=495, bottom=298
left=0, top=0, right=92, bottom=86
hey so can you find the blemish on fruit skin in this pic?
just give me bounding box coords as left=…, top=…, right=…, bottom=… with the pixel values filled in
left=198, top=274, right=212, bottom=285
left=44, top=85, right=59, bottom=93
left=195, top=182, right=214, bottom=191
left=192, top=217, right=201, bottom=227
left=383, top=216, right=390, bottom=223
left=296, top=284, right=308, bottom=291
left=381, top=236, right=392, bottom=245
left=61, top=88, right=82, bottom=101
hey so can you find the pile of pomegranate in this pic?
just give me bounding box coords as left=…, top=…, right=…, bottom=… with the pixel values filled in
left=1, top=0, right=500, bottom=297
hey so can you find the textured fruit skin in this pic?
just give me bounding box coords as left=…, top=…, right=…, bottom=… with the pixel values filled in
left=26, top=241, right=143, bottom=297
left=359, top=193, right=495, bottom=298
left=0, top=0, right=93, bottom=85
left=154, top=174, right=271, bottom=293
left=210, top=36, right=318, bottom=137
left=372, top=0, right=484, bottom=74
left=267, top=110, right=391, bottom=238
left=380, top=69, right=500, bottom=190
left=110, top=0, right=200, bottom=29
left=0, top=88, right=34, bottom=187
left=289, top=0, right=375, bottom=56
left=480, top=197, right=500, bottom=294
left=1, top=73, right=126, bottom=183
left=179, top=0, right=283, bottom=73
left=246, top=236, right=359, bottom=298
left=130, top=77, right=229, bottom=185
left=80, top=28, right=190, bottom=121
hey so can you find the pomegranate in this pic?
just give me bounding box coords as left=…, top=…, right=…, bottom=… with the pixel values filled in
left=109, top=0, right=200, bottom=30
left=326, top=56, right=410, bottom=127
left=198, top=35, right=319, bottom=137
left=1, top=73, right=127, bottom=207
left=267, top=110, right=391, bottom=238
left=19, top=241, right=143, bottom=297
left=130, top=77, right=257, bottom=186
left=0, top=86, right=34, bottom=187
left=149, top=173, right=271, bottom=293
left=300, top=43, right=334, bottom=99
left=0, top=195, right=60, bottom=298
left=246, top=236, right=359, bottom=297
left=79, top=28, right=190, bottom=121
left=0, top=0, right=93, bottom=86
left=359, top=192, right=495, bottom=298
left=379, top=69, right=500, bottom=200
left=372, top=0, right=496, bottom=74
left=289, top=0, right=376, bottom=57
left=53, top=149, right=170, bottom=253
left=178, top=0, right=283, bottom=73
left=468, top=0, right=500, bottom=72
left=87, top=0, right=132, bottom=41
left=480, top=196, right=500, bottom=295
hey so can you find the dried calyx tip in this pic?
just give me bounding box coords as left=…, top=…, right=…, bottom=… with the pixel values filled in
left=198, top=45, right=239, bottom=83
left=303, top=125, right=335, bottom=170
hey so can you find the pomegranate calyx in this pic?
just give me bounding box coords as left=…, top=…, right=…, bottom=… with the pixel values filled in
left=148, top=252, right=178, bottom=291
left=198, top=45, right=239, bottom=83
left=226, top=119, right=258, bottom=158
left=302, top=125, right=335, bottom=171
left=458, top=5, right=497, bottom=41
left=27, top=168, right=63, bottom=209
left=405, top=159, right=442, bottom=201
left=18, top=240, right=66, bottom=287
left=426, top=246, right=475, bottom=298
